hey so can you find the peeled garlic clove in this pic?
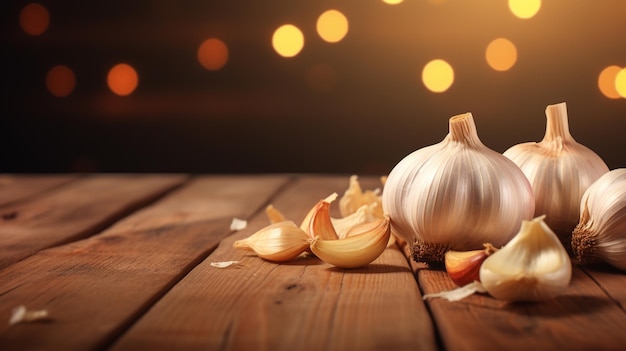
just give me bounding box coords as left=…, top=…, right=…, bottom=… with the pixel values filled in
left=503, top=102, right=609, bottom=248
left=479, top=215, right=572, bottom=302
left=572, top=168, right=626, bottom=271
left=445, top=243, right=497, bottom=287
left=309, top=217, right=391, bottom=268
left=382, top=112, right=535, bottom=262
left=233, top=221, right=310, bottom=262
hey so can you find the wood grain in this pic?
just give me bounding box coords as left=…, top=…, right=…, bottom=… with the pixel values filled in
left=0, top=174, right=79, bottom=207
left=110, top=175, right=437, bottom=351
left=0, top=175, right=289, bottom=351
left=0, top=174, right=187, bottom=270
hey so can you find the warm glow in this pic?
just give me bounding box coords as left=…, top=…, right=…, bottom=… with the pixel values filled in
left=509, top=0, right=541, bottom=19
left=19, top=3, right=49, bottom=36
left=316, top=10, right=349, bottom=43
left=485, top=38, right=518, bottom=71
left=197, top=38, right=229, bottom=71
left=272, top=24, right=304, bottom=58
left=382, top=0, right=404, bottom=5
left=107, top=63, right=138, bottom=96
left=305, top=63, right=337, bottom=93
left=422, top=59, right=454, bottom=93
left=615, top=68, right=626, bottom=98
left=598, top=65, right=622, bottom=99
left=46, top=65, right=75, bottom=97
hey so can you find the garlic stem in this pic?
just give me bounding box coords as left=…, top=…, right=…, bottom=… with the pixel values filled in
left=447, top=113, right=483, bottom=147
left=543, top=103, right=573, bottom=143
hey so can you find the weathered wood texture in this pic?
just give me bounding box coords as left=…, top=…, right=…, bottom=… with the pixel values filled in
left=110, top=176, right=437, bottom=351
left=1, top=175, right=625, bottom=351
left=0, top=174, right=187, bottom=270
left=0, top=175, right=289, bottom=350
left=0, top=174, right=78, bottom=207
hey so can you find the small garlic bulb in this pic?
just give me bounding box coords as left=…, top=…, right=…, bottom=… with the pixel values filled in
left=480, top=215, right=572, bottom=302
left=503, top=102, right=609, bottom=247
left=382, top=113, right=535, bottom=262
left=572, top=169, right=626, bottom=271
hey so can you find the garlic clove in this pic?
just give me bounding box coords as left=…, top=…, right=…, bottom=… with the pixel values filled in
left=479, top=215, right=572, bottom=302
left=339, top=175, right=384, bottom=218
left=309, top=216, right=391, bottom=268
left=265, top=204, right=287, bottom=224
left=445, top=243, right=497, bottom=287
left=503, top=102, right=609, bottom=248
left=331, top=203, right=379, bottom=239
left=233, top=221, right=310, bottom=262
left=572, top=168, right=626, bottom=271
left=300, top=193, right=338, bottom=239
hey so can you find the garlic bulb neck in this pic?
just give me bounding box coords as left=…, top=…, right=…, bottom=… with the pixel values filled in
left=543, top=103, right=573, bottom=143
left=447, top=113, right=483, bottom=147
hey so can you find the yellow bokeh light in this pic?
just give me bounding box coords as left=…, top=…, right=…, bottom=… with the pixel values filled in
left=19, top=3, right=49, bottom=36
left=509, top=0, right=541, bottom=19
left=46, top=65, right=75, bottom=97
left=107, top=63, right=139, bottom=96
left=382, top=0, right=404, bottom=4
left=598, top=65, right=622, bottom=99
left=422, top=59, right=454, bottom=93
left=615, top=68, right=626, bottom=98
left=197, top=38, right=229, bottom=71
left=316, top=10, right=349, bottom=43
left=272, top=24, right=304, bottom=58
left=485, top=38, right=518, bottom=71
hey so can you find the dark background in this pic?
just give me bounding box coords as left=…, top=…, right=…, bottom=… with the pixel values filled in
left=2, top=0, right=625, bottom=174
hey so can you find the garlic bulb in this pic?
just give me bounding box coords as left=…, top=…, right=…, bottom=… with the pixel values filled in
left=479, top=215, right=572, bottom=301
left=572, top=168, right=626, bottom=271
left=503, top=102, right=609, bottom=247
left=382, top=113, right=535, bottom=262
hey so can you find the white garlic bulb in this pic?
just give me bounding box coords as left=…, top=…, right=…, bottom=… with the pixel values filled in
left=572, top=168, right=626, bottom=271
left=503, top=102, right=609, bottom=247
left=480, top=215, right=572, bottom=302
left=382, top=112, right=535, bottom=262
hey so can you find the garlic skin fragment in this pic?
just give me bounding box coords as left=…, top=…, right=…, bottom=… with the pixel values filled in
left=572, top=168, right=626, bottom=271
left=339, top=175, right=384, bottom=219
left=233, top=221, right=310, bottom=262
left=503, top=102, right=609, bottom=246
left=479, top=216, right=572, bottom=302
left=382, top=113, right=535, bottom=262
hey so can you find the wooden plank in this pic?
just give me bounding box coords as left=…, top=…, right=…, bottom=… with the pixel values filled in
left=110, top=175, right=438, bottom=351
left=0, top=174, right=187, bottom=270
left=0, top=175, right=290, bottom=351
left=581, top=264, right=626, bottom=311
left=0, top=174, right=79, bottom=207
left=408, top=255, right=626, bottom=350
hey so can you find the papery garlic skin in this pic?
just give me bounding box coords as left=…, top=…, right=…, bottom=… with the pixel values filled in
left=503, top=102, right=609, bottom=246
left=572, top=169, right=626, bottom=271
left=479, top=216, right=572, bottom=302
left=382, top=113, right=535, bottom=262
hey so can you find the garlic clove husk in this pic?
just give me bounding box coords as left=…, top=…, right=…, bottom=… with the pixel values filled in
left=300, top=193, right=338, bottom=240
left=572, top=168, right=626, bottom=271
left=445, top=243, right=497, bottom=287
left=479, top=215, right=572, bottom=302
left=331, top=203, right=379, bottom=239
left=309, top=216, right=391, bottom=268
left=265, top=204, right=287, bottom=224
left=339, top=175, right=384, bottom=218
left=503, top=102, right=609, bottom=248
left=233, top=221, right=310, bottom=262
left=382, top=112, right=535, bottom=262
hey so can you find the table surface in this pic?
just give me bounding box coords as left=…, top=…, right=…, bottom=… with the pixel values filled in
left=0, top=174, right=625, bottom=351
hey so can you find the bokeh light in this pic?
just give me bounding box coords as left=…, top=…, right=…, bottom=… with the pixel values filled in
left=19, top=3, right=50, bottom=36
left=485, top=38, right=518, bottom=71
left=508, top=0, right=541, bottom=19
left=598, top=65, right=622, bottom=99
left=107, top=63, right=139, bottom=96
left=382, top=0, right=404, bottom=5
left=272, top=24, right=304, bottom=58
left=197, top=38, right=229, bottom=71
left=615, top=68, right=626, bottom=98
left=46, top=65, right=76, bottom=97
left=422, top=59, right=454, bottom=93
left=316, top=10, right=349, bottom=43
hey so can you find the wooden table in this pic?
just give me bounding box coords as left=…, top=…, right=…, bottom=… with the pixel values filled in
left=1, top=174, right=625, bottom=351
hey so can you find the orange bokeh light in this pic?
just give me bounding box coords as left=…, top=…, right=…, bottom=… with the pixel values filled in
left=198, top=38, right=229, bottom=71
left=46, top=65, right=76, bottom=97
left=107, top=63, right=139, bottom=96
left=19, top=3, right=50, bottom=36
